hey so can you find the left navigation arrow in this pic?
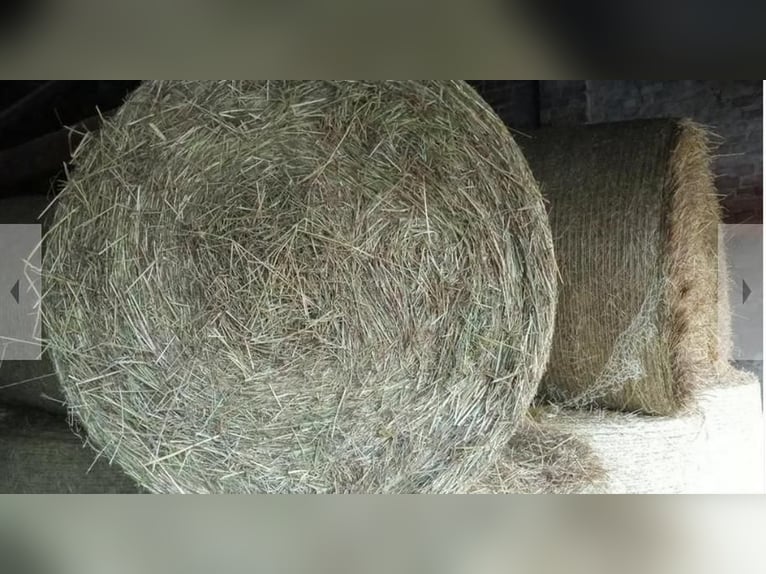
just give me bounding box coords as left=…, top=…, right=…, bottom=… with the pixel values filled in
left=10, top=280, right=19, bottom=304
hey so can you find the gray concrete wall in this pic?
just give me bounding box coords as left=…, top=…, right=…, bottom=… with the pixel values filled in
left=470, top=80, right=762, bottom=223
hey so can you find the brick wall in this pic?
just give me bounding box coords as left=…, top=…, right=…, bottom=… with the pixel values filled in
left=582, top=80, right=762, bottom=222
left=471, top=80, right=762, bottom=223
left=467, top=81, right=540, bottom=129
left=539, top=80, right=588, bottom=125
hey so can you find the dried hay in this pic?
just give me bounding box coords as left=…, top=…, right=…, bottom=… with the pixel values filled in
left=42, top=81, right=557, bottom=493
left=470, top=417, right=606, bottom=493
left=520, top=119, right=727, bottom=415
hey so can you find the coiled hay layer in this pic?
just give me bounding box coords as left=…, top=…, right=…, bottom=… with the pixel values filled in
left=44, top=80, right=557, bottom=493
left=520, top=119, right=726, bottom=415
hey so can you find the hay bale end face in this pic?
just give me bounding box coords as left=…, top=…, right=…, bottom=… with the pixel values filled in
left=44, top=81, right=557, bottom=493
left=521, top=119, right=727, bottom=415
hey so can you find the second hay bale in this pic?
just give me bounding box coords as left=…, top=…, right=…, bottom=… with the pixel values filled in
left=44, top=80, right=557, bottom=493
left=521, top=119, right=727, bottom=415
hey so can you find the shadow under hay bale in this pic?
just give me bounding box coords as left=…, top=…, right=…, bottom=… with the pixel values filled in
left=0, top=195, right=66, bottom=415
left=0, top=406, right=141, bottom=493
left=520, top=119, right=727, bottom=415
left=0, top=352, right=64, bottom=415
left=43, top=81, right=557, bottom=493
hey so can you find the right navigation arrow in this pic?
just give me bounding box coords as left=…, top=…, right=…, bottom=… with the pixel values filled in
left=742, top=279, right=751, bottom=304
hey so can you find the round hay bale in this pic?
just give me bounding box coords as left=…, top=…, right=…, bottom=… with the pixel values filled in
left=43, top=80, right=557, bottom=493
left=520, top=119, right=727, bottom=415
